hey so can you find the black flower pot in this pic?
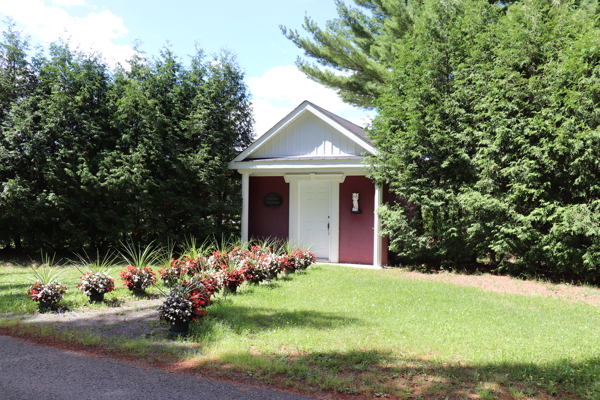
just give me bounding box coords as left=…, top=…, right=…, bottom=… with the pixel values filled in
left=168, top=321, right=189, bottom=338
left=39, top=300, right=53, bottom=312
left=88, top=290, right=104, bottom=303
left=132, top=288, right=146, bottom=296
left=224, top=282, right=238, bottom=294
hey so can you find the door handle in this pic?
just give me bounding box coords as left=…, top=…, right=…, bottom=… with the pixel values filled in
left=327, top=222, right=330, bottom=234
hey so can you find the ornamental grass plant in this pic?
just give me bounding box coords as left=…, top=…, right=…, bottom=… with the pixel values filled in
left=72, top=249, right=117, bottom=297
left=25, top=251, right=68, bottom=310
left=118, top=240, right=161, bottom=293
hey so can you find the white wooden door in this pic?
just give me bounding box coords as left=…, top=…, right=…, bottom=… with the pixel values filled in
left=299, top=180, right=330, bottom=259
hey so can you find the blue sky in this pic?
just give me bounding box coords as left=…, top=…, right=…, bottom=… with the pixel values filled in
left=0, top=0, right=375, bottom=137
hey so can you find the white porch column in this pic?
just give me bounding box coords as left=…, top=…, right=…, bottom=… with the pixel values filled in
left=241, top=172, right=250, bottom=243
left=373, top=184, right=383, bottom=268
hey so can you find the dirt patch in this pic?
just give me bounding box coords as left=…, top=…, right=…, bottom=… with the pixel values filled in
left=392, top=269, right=600, bottom=307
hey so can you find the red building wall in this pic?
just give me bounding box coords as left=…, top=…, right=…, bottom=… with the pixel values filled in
left=248, top=177, right=289, bottom=241
left=339, top=176, right=375, bottom=264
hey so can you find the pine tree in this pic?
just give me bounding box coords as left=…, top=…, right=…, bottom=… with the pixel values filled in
left=368, top=0, right=600, bottom=277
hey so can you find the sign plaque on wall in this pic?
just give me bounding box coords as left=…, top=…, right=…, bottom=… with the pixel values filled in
left=263, top=193, right=283, bottom=208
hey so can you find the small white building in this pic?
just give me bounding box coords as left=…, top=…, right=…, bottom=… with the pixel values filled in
left=229, top=101, right=389, bottom=267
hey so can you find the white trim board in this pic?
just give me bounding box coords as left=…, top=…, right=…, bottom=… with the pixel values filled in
left=284, top=173, right=345, bottom=183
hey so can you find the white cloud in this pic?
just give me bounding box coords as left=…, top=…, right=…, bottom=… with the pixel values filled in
left=247, top=65, right=372, bottom=137
left=50, top=0, right=87, bottom=6
left=0, top=0, right=133, bottom=68
left=250, top=98, right=295, bottom=138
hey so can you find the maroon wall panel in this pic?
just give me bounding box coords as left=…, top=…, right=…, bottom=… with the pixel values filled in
left=248, top=177, right=289, bottom=241
left=339, top=176, right=375, bottom=264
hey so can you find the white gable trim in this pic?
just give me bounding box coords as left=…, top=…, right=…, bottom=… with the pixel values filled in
left=307, top=105, right=375, bottom=154
left=232, top=101, right=374, bottom=163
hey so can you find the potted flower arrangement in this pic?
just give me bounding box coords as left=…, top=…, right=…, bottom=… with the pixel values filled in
left=227, top=246, right=249, bottom=269
left=292, top=249, right=316, bottom=270
left=245, top=246, right=280, bottom=284
left=261, top=252, right=281, bottom=280
left=243, top=249, right=279, bottom=285
left=209, top=250, right=246, bottom=294
left=223, top=265, right=245, bottom=294
left=78, top=271, right=115, bottom=303
left=188, top=277, right=215, bottom=309
left=120, top=265, right=156, bottom=295
left=159, top=255, right=210, bottom=287
left=159, top=257, right=192, bottom=287
left=26, top=252, right=68, bottom=312
left=73, top=249, right=117, bottom=303
left=27, top=281, right=68, bottom=312
left=157, top=280, right=211, bottom=338
left=118, top=240, right=160, bottom=295
left=279, top=253, right=296, bottom=275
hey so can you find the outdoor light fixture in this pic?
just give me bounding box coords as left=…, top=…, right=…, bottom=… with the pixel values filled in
left=351, top=192, right=361, bottom=214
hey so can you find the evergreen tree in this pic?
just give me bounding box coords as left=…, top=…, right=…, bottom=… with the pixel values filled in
left=1, top=42, right=114, bottom=250
left=0, top=23, right=254, bottom=251
left=0, top=19, right=37, bottom=249
left=368, top=0, right=600, bottom=277
left=281, top=1, right=519, bottom=109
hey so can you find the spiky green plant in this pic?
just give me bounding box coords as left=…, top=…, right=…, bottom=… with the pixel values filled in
left=212, top=234, right=245, bottom=254
left=118, top=239, right=161, bottom=268
left=180, top=236, right=211, bottom=260
left=27, top=251, right=63, bottom=284
left=158, top=239, right=176, bottom=267
left=271, top=239, right=312, bottom=256
left=251, top=236, right=280, bottom=252
left=71, top=249, right=117, bottom=275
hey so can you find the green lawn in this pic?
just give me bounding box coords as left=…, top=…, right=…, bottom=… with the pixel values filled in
left=0, top=264, right=165, bottom=314
left=1, top=263, right=599, bottom=399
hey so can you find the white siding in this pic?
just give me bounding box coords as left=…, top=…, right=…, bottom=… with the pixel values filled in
left=251, top=112, right=363, bottom=158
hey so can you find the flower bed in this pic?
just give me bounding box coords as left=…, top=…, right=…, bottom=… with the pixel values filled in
left=158, top=257, right=206, bottom=286
left=156, top=244, right=316, bottom=334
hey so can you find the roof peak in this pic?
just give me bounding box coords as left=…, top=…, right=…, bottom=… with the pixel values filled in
left=300, top=100, right=371, bottom=145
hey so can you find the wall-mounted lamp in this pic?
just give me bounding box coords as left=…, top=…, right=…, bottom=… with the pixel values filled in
left=351, top=193, right=361, bottom=214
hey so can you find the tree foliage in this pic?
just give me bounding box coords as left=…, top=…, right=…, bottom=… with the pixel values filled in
left=281, top=0, right=520, bottom=109
left=0, top=21, right=253, bottom=251
left=365, top=0, right=600, bottom=278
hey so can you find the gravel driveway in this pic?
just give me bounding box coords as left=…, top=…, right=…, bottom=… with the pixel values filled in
left=0, top=335, right=316, bottom=400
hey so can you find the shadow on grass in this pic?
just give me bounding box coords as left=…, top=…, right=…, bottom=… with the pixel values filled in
left=206, top=303, right=360, bottom=335
left=187, top=348, right=600, bottom=399
left=0, top=283, right=34, bottom=309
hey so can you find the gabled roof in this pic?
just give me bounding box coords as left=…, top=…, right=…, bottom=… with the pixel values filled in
left=231, top=100, right=374, bottom=163
left=306, top=101, right=371, bottom=145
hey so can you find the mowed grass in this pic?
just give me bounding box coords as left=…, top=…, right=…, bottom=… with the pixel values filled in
left=1, top=263, right=599, bottom=398
left=186, top=265, right=600, bottom=398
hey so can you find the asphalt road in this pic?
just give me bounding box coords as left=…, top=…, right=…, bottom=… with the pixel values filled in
left=0, top=335, right=317, bottom=400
